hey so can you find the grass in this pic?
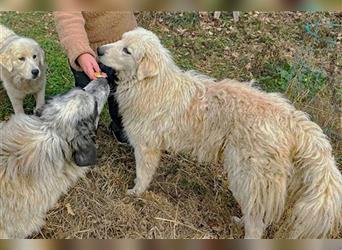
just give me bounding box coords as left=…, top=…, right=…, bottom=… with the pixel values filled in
left=0, top=11, right=341, bottom=239
left=258, top=60, right=328, bottom=100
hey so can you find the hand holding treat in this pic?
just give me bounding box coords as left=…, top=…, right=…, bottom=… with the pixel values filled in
left=77, top=53, right=101, bottom=80
left=94, top=71, right=108, bottom=78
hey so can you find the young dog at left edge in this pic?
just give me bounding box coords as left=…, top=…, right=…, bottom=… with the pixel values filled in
left=0, top=78, right=110, bottom=239
left=0, top=24, right=46, bottom=114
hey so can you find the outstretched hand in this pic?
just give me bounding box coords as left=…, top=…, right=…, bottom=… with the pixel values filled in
left=77, top=53, right=106, bottom=80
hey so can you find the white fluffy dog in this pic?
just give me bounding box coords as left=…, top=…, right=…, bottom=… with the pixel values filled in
left=0, top=24, right=46, bottom=114
left=0, top=78, right=110, bottom=238
left=98, top=27, right=342, bottom=239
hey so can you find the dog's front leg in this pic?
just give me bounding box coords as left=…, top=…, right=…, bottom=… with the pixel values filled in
left=127, top=144, right=161, bottom=196
left=8, top=95, right=24, bottom=114
left=34, top=85, right=45, bottom=112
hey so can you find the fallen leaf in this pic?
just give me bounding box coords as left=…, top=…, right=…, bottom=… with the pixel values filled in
left=232, top=52, right=239, bottom=58
left=65, top=203, right=75, bottom=216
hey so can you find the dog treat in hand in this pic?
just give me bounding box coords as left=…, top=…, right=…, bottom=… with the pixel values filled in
left=94, top=72, right=107, bottom=78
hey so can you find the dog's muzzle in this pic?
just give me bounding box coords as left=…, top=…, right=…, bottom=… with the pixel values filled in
left=31, top=69, right=40, bottom=79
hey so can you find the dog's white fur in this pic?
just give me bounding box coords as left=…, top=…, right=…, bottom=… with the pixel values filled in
left=0, top=79, right=109, bottom=238
left=0, top=24, right=46, bottom=114
left=99, top=27, right=342, bottom=239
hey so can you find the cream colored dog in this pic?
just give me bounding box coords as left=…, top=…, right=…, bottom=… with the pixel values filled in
left=98, top=27, right=342, bottom=239
left=0, top=78, right=110, bottom=238
left=0, top=24, right=46, bottom=114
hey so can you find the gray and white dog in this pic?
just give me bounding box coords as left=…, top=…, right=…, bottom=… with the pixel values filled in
left=0, top=78, right=109, bottom=239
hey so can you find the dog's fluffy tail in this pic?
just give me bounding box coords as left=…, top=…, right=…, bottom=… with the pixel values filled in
left=283, top=112, right=342, bottom=238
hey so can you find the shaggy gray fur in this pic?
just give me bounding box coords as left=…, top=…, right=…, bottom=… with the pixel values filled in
left=0, top=78, right=109, bottom=238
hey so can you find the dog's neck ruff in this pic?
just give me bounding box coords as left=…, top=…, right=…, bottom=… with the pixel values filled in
left=117, top=73, right=138, bottom=88
left=0, top=34, right=20, bottom=53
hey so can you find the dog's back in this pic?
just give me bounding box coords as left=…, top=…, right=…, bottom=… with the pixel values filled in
left=162, top=77, right=296, bottom=163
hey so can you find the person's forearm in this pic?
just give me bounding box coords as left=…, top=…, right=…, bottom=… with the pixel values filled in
left=54, top=11, right=96, bottom=71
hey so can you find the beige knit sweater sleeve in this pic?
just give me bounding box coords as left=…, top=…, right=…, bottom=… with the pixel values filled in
left=54, top=11, right=96, bottom=71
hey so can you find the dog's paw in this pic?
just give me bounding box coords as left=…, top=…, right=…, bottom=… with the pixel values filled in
left=126, top=188, right=136, bottom=196
left=231, top=216, right=243, bottom=225
left=127, top=188, right=143, bottom=196
left=33, top=106, right=43, bottom=116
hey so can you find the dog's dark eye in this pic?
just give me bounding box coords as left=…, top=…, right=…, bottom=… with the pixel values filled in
left=123, top=47, right=131, bottom=55
left=18, top=57, right=25, bottom=61
left=33, top=55, right=37, bottom=59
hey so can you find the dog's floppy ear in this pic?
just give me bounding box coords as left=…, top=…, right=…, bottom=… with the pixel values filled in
left=34, top=94, right=56, bottom=117
left=73, top=139, right=97, bottom=167
left=71, top=119, right=97, bottom=167
left=38, top=48, right=45, bottom=66
left=0, top=53, right=13, bottom=72
left=137, top=55, right=158, bottom=81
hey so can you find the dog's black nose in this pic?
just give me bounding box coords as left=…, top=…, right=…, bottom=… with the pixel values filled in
left=97, top=47, right=105, bottom=57
left=31, top=69, right=39, bottom=77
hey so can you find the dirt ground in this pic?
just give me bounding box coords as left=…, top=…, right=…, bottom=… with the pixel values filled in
left=0, top=11, right=341, bottom=239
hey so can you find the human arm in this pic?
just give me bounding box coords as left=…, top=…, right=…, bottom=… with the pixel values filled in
left=53, top=11, right=98, bottom=75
